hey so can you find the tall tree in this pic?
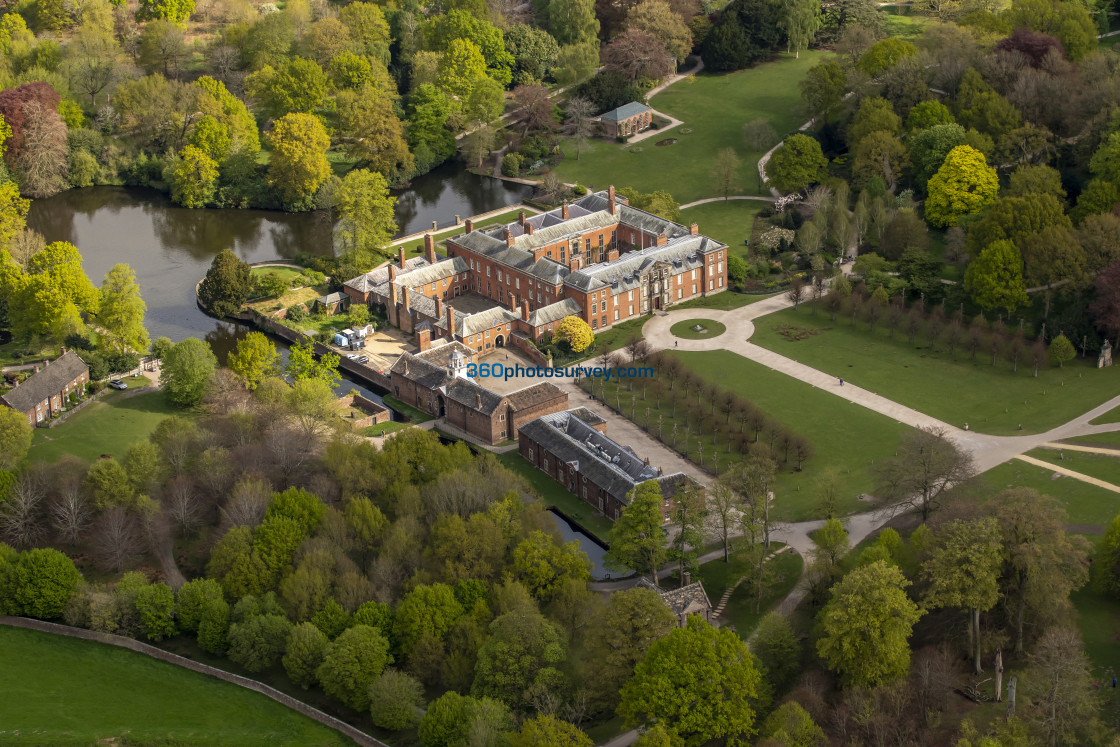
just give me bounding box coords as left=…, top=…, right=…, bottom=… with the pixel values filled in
left=798, top=61, right=846, bottom=123
left=563, top=97, right=596, bottom=161
left=198, top=249, right=252, bottom=317
left=667, top=481, right=706, bottom=583
left=921, top=517, right=1002, bottom=675
left=161, top=338, right=218, bottom=408
left=782, top=0, right=821, bottom=58
left=619, top=617, right=762, bottom=745
left=924, top=145, right=999, bottom=228
left=96, top=264, right=149, bottom=356
left=168, top=146, right=219, bottom=209
left=266, top=113, right=331, bottom=209
left=626, top=0, right=693, bottom=61
left=816, top=560, right=923, bottom=688
left=228, top=332, right=281, bottom=390
left=0, top=408, right=33, bottom=470
left=766, top=134, right=827, bottom=194
left=707, top=478, right=743, bottom=562
left=964, top=240, right=1029, bottom=315
left=874, top=425, right=975, bottom=521
left=1025, top=628, right=1097, bottom=746
left=711, top=147, right=742, bottom=200
left=1091, top=260, right=1120, bottom=346
left=333, top=169, right=398, bottom=256
left=607, top=480, right=669, bottom=585
left=549, top=0, right=600, bottom=45
left=988, top=489, right=1090, bottom=654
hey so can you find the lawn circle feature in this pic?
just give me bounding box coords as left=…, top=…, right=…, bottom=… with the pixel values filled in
left=670, top=318, right=727, bottom=339
left=679, top=127, right=694, bottom=134
left=655, top=138, right=678, bottom=146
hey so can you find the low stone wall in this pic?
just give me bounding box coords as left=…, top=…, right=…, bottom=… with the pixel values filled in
left=43, top=388, right=109, bottom=428
left=339, top=393, right=391, bottom=429
left=509, top=333, right=550, bottom=366
left=0, top=616, right=387, bottom=747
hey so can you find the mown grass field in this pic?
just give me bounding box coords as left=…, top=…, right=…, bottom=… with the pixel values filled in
left=1025, top=448, right=1120, bottom=489
left=0, top=626, right=352, bottom=746
left=552, top=52, right=827, bottom=204
left=697, top=545, right=803, bottom=638
left=749, top=306, right=1120, bottom=435
left=27, top=390, right=184, bottom=464
left=976, top=459, right=1117, bottom=529
left=670, top=318, right=726, bottom=339
left=1062, top=431, right=1120, bottom=449
left=679, top=200, right=766, bottom=261
left=1091, top=404, right=1120, bottom=424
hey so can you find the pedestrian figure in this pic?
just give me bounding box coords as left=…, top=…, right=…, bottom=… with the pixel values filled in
left=675, top=340, right=678, bottom=347
left=839, top=378, right=843, bottom=386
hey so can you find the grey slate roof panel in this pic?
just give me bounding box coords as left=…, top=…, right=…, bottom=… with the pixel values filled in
left=527, top=298, right=582, bottom=327
left=1, top=351, right=88, bottom=413
left=600, top=102, right=652, bottom=121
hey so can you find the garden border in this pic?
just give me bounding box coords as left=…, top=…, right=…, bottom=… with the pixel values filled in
left=0, top=616, right=387, bottom=747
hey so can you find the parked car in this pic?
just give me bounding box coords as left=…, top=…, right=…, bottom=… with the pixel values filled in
left=108, top=380, right=127, bottom=390
left=357, top=355, right=370, bottom=364
left=345, top=353, right=359, bottom=360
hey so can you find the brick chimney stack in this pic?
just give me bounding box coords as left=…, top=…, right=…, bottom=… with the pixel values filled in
left=568, top=258, right=580, bottom=273
left=465, top=218, right=474, bottom=233
left=526, top=223, right=533, bottom=235
left=521, top=300, right=530, bottom=320
left=656, top=233, right=668, bottom=246
left=398, top=247, right=407, bottom=269
left=518, top=211, right=526, bottom=226
left=476, top=391, right=482, bottom=409
left=561, top=202, right=569, bottom=220
left=446, top=305, right=457, bottom=339
left=435, top=297, right=444, bottom=321
left=390, top=281, right=398, bottom=306
left=505, top=228, right=515, bottom=247
left=389, top=265, right=397, bottom=281
left=608, top=185, right=616, bottom=215
left=690, top=223, right=699, bottom=235
left=424, top=234, right=436, bottom=264
left=401, top=286, right=410, bottom=311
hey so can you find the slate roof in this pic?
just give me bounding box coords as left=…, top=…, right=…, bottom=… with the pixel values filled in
left=414, top=341, right=474, bottom=368
left=580, top=234, right=726, bottom=295
left=389, top=352, right=452, bottom=390
left=527, top=298, right=582, bottom=327
left=344, top=256, right=431, bottom=294
left=506, top=382, right=566, bottom=411
left=393, top=257, right=469, bottom=289
left=601, top=102, right=651, bottom=121
left=444, top=377, right=505, bottom=415
left=435, top=305, right=520, bottom=337
left=638, top=578, right=713, bottom=617
left=1, top=351, right=88, bottom=413
left=318, top=292, right=346, bottom=305
left=519, top=408, right=661, bottom=502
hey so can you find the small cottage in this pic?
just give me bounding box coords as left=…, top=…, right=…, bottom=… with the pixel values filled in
left=0, top=350, right=89, bottom=425
left=600, top=102, right=653, bottom=138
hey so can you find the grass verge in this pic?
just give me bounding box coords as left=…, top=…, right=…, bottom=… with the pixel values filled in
left=697, top=546, right=803, bottom=638
left=382, top=394, right=434, bottom=423
left=670, top=318, right=726, bottom=339
left=749, top=306, right=1120, bottom=435
left=1091, top=404, right=1120, bottom=425
left=496, top=451, right=613, bottom=542
left=672, top=290, right=777, bottom=311
left=679, top=201, right=766, bottom=261
left=1025, top=448, right=1120, bottom=488
left=1060, top=432, right=1120, bottom=449
left=0, top=626, right=352, bottom=746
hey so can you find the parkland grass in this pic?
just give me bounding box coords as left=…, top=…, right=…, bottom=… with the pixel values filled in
left=1091, top=404, right=1120, bottom=425
left=697, top=544, right=803, bottom=638
left=673, top=290, right=778, bottom=311
left=1025, top=448, right=1120, bottom=489
left=552, top=52, right=828, bottom=204
left=653, top=349, right=911, bottom=520
left=670, top=318, right=726, bottom=339
left=0, top=626, right=351, bottom=746
left=749, top=306, right=1120, bottom=435
left=1061, top=432, right=1120, bottom=449
left=976, top=459, right=1117, bottom=529
left=679, top=200, right=766, bottom=260
left=27, top=390, right=186, bottom=464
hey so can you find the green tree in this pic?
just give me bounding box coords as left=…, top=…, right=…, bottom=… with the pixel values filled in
left=197, top=597, right=230, bottom=654
left=228, top=613, right=293, bottom=672
left=964, top=240, right=1028, bottom=315
left=955, top=69, right=1021, bottom=138
left=135, top=582, right=176, bottom=640
left=436, top=39, right=488, bottom=98
left=512, top=530, right=591, bottom=603
left=549, top=0, right=600, bottom=45
left=0, top=408, right=33, bottom=470
left=798, top=61, right=846, bottom=123
left=316, top=624, right=392, bottom=710
left=246, top=58, right=329, bottom=120
left=198, top=248, right=252, bottom=317
left=394, top=583, right=464, bottom=655
left=851, top=131, right=908, bottom=191
left=334, top=169, right=398, bottom=255
left=906, top=100, right=954, bottom=131
left=620, top=616, right=761, bottom=745
left=816, top=560, right=923, bottom=688
left=553, top=316, right=594, bottom=352
left=1096, top=513, right=1120, bottom=596
left=512, top=714, right=592, bottom=747
left=96, top=264, right=149, bottom=356
left=924, top=145, right=999, bottom=228
left=767, top=134, right=827, bottom=194
left=339, top=3, right=391, bottom=64
left=266, top=113, right=331, bottom=209
left=627, top=0, right=693, bottom=61
left=190, top=115, right=232, bottom=163
left=168, top=145, right=219, bottom=209
left=762, top=702, right=825, bottom=746
left=15, top=548, right=82, bottom=619
left=0, top=181, right=30, bottom=254
left=285, top=341, right=341, bottom=388
left=176, top=578, right=224, bottom=633
left=505, top=24, right=560, bottom=84
left=606, top=480, right=668, bottom=584
left=161, top=338, right=217, bottom=408
left=369, top=669, right=425, bottom=730
left=857, top=37, right=917, bottom=76
left=964, top=194, right=1070, bottom=256
left=419, top=692, right=513, bottom=747
left=552, top=41, right=600, bottom=87
left=407, top=85, right=457, bottom=173
left=753, top=611, right=801, bottom=691
left=582, top=587, right=676, bottom=712
left=136, top=0, right=194, bottom=24
left=472, top=607, right=567, bottom=706
left=813, top=517, right=850, bottom=567
left=1007, top=163, right=1065, bottom=200
left=846, top=96, right=901, bottom=148
left=921, top=518, right=1002, bottom=675
left=196, top=77, right=260, bottom=157
left=82, top=457, right=135, bottom=510
left=228, top=331, right=280, bottom=390
left=782, top=0, right=822, bottom=58
left=1048, top=333, right=1076, bottom=367
left=282, top=621, right=329, bottom=688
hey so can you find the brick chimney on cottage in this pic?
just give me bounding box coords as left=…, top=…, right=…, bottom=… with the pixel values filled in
left=389, top=264, right=397, bottom=281
left=398, top=246, right=407, bottom=269
left=690, top=223, right=699, bottom=235
left=435, top=297, right=444, bottom=322
left=424, top=234, right=436, bottom=264
left=505, top=228, right=515, bottom=247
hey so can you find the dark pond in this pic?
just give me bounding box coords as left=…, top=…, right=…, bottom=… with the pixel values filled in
left=548, top=508, right=624, bottom=581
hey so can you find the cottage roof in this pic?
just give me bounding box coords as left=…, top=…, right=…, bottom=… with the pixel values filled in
left=505, top=382, right=566, bottom=411
left=637, top=578, right=712, bottom=617
left=318, top=291, right=346, bottom=305
left=442, top=377, right=505, bottom=415
left=414, top=341, right=474, bottom=368
left=389, top=352, right=451, bottom=390
left=600, top=102, right=652, bottom=121
left=1, top=351, right=88, bottom=413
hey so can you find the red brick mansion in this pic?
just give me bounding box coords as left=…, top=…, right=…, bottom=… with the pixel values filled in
left=344, top=187, right=730, bottom=355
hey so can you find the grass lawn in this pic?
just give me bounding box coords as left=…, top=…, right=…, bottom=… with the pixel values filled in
left=27, top=390, right=185, bottom=464
left=883, top=5, right=934, bottom=38
left=697, top=547, right=803, bottom=638
left=0, top=626, right=352, bottom=746
left=1092, top=404, right=1120, bottom=424
left=246, top=284, right=330, bottom=314
left=552, top=51, right=828, bottom=204
left=1061, top=432, right=1120, bottom=449
left=1025, top=448, right=1120, bottom=488
left=586, top=315, right=652, bottom=355
left=976, top=459, right=1117, bottom=529
left=670, top=318, right=726, bottom=339
left=679, top=200, right=766, bottom=261
left=249, top=266, right=304, bottom=284
left=750, top=306, right=1120, bottom=435
left=0, top=339, right=60, bottom=368
left=391, top=209, right=536, bottom=258
left=653, top=349, right=911, bottom=520
left=496, top=451, right=614, bottom=542
left=360, top=420, right=413, bottom=437
left=672, top=290, right=778, bottom=311
left=382, top=394, right=434, bottom=423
